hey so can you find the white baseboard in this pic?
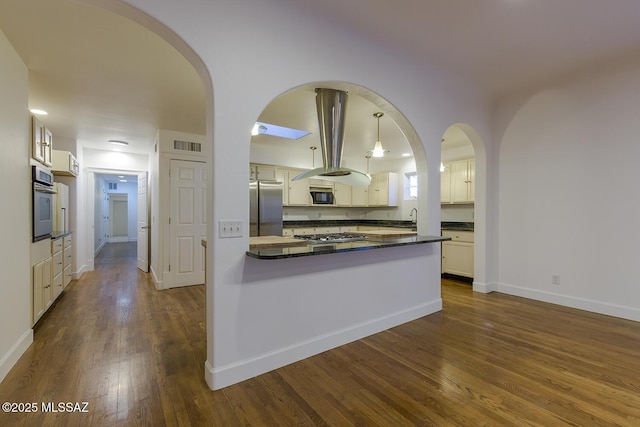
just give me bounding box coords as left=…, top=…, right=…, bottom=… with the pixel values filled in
left=72, top=264, right=87, bottom=280
left=150, top=266, right=163, bottom=290
left=0, top=329, right=33, bottom=383
left=108, top=236, right=128, bottom=243
left=497, top=282, right=640, bottom=322
left=205, top=299, right=443, bottom=390
left=473, top=281, right=497, bottom=293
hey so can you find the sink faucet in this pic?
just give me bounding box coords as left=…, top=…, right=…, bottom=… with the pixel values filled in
left=409, top=208, right=418, bottom=224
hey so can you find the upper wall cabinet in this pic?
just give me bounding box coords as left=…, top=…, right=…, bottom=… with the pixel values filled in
left=442, top=159, right=474, bottom=204
left=249, top=164, right=277, bottom=181
left=32, top=116, right=52, bottom=167
left=52, top=150, right=79, bottom=177
left=368, top=172, right=398, bottom=207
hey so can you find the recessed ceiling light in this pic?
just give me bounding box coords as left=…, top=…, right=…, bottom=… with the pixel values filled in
left=119, top=179, right=127, bottom=183
left=118, top=175, right=125, bottom=178
left=109, top=140, right=129, bottom=146
left=402, top=153, right=412, bottom=157
left=30, top=109, right=48, bottom=115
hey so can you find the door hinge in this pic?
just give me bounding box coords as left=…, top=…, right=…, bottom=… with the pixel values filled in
left=168, top=264, right=171, bottom=272
left=169, top=217, right=171, bottom=224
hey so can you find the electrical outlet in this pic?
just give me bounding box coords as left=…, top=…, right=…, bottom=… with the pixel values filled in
left=219, top=220, right=242, bottom=238
left=552, top=274, right=560, bottom=285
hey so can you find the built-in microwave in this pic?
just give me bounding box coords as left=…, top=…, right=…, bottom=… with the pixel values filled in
left=310, top=189, right=334, bottom=205
left=32, top=165, right=56, bottom=242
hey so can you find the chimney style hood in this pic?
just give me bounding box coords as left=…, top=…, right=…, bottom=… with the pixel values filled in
left=293, top=88, right=371, bottom=187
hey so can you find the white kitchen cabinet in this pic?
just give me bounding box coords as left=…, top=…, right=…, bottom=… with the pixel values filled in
left=441, top=230, right=474, bottom=278
left=351, top=185, right=368, bottom=207
left=449, top=159, right=474, bottom=203
left=368, top=172, right=398, bottom=206
left=315, top=226, right=340, bottom=234
left=334, top=182, right=352, bottom=206
left=441, top=163, right=451, bottom=203
left=284, top=169, right=310, bottom=206
left=249, top=164, right=277, bottom=181
left=32, top=257, right=52, bottom=325
left=52, top=238, right=64, bottom=299
left=63, top=234, right=73, bottom=288
left=292, top=227, right=315, bottom=235
left=32, top=116, right=53, bottom=167
left=282, top=228, right=294, bottom=237
left=52, top=150, right=79, bottom=177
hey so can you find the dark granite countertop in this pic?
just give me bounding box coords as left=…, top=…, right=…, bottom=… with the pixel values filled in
left=246, top=235, right=450, bottom=260
left=283, top=219, right=417, bottom=229
left=440, top=222, right=474, bottom=231
left=51, top=230, right=73, bottom=240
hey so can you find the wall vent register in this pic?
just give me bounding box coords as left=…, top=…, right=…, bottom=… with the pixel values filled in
left=174, top=140, right=202, bottom=152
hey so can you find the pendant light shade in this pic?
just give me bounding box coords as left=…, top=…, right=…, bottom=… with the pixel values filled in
left=372, top=112, right=385, bottom=157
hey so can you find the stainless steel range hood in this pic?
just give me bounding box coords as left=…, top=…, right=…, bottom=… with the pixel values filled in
left=292, top=88, right=371, bottom=187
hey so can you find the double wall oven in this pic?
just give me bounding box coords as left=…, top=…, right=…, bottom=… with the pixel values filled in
left=32, top=165, right=56, bottom=242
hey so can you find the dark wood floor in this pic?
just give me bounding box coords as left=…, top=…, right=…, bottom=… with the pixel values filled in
left=1, top=243, right=639, bottom=426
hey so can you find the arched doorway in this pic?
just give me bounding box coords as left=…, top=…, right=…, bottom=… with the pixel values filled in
left=441, top=123, right=490, bottom=293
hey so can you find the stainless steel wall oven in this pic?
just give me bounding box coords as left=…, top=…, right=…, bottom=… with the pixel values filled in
left=32, top=165, right=56, bottom=242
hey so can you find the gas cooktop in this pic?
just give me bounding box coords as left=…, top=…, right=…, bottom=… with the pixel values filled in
left=293, top=233, right=368, bottom=244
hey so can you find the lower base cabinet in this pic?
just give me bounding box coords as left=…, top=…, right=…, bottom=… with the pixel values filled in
left=32, top=257, right=52, bottom=324
left=442, top=230, right=474, bottom=278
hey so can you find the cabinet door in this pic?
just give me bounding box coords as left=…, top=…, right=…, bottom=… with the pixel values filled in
left=275, top=169, right=288, bottom=205
left=33, top=261, right=46, bottom=323
left=442, top=241, right=474, bottom=278
left=441, top=163, right=451, bottom=203
left=287, top=170, right=309, bottom=206
left=334, top=182, right=352, bottom=206
left=43, top=127, right=53, bottom=167
left=450, top=161, right=469, bottom=203
left=351, top=186, right=368, bottom=206
left=32, top=116, right=46, bottom=164
left=468, top=160, right=475, bottom=202
left=368, top=174, right=381, bottom=206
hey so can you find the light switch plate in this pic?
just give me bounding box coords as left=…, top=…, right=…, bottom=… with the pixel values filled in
left=219, top=220, right=243, bottom=238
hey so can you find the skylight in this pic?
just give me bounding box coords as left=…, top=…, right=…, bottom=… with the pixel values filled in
left=252, top=121, right=310, bottom=140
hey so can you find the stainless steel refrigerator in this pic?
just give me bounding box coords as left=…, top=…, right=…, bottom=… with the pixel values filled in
left=249, top=180, right=283, bottom=236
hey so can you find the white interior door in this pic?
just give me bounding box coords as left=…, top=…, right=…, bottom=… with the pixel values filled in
left=137, top=172, right=149, bottom=272
left=170, top=160, right=206, bottom=287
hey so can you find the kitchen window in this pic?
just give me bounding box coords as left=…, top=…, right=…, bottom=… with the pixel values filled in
left=405, top=172, right=417, bottom=199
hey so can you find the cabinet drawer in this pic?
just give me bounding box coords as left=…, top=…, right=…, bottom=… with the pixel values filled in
left=64, top=246, right=72, bottom=268
left=52, top=238, right=63, bottom=252
left=315, top=227, right=340, bottom=234
left=53, top=251, right=63, bottom=275
left=63, top=235, right=72, bottom=247
left=442, top=230, right=474, bottom=243
left=282, top=228, right=294, bottom=237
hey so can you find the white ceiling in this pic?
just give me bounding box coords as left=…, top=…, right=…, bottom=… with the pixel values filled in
left=2, top=0, right=640, bottom=158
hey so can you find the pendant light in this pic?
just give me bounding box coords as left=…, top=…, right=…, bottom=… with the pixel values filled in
left=372, top=112, right=385, bottom=158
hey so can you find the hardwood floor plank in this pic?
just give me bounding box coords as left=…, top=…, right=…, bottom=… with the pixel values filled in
left=1, top=246, right=640, bottom=425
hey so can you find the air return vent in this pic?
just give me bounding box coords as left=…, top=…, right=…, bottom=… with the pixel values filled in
left=173, top=140, right=202, bottom=153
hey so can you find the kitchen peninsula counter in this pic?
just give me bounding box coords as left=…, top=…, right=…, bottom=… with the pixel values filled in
left=246, top=235, right=450, bottom=260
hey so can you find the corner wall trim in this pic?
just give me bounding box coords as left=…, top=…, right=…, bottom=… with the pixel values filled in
left=205, top=299, right=442, bottom=390
left=496, top=282, right=640, bottom=322
left=0, top=329, right=33, bottom=383
left=473, top=281, right=497, bottom=293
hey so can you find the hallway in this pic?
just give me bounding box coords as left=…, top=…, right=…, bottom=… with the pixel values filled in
left=0, top=243, right=206, bottom=426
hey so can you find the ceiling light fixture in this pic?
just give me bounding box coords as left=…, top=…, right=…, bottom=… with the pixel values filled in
left=372, top=112, right=385, bottom=158
left=109, top=139, right=129, bottom=146
left=30, top=109, right=48, bottom=115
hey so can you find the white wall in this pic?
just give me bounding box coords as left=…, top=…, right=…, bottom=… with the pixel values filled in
left=495, top=55, right=640, bottom=321
left=0, top=29, right=33, bottom=383
left=120, top=0, right=493, bottom=389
